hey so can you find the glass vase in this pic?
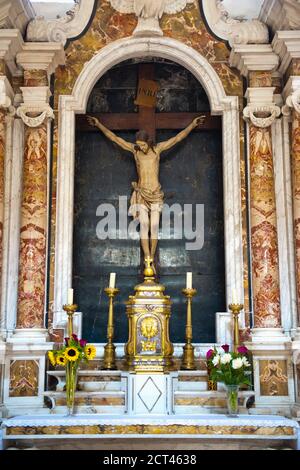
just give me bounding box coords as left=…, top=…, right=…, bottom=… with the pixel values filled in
left=207, top=366, right=217, bottom=391
left=65, top=361, right=78, bottom=416
left=226, top=384, right=239, bottom=416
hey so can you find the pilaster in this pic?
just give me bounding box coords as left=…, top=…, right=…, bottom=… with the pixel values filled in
left=2, top=42, right=65, bottom=416
left=230, top=44, right=295, bottom=410
left=273, top=34, right=300, bottom=412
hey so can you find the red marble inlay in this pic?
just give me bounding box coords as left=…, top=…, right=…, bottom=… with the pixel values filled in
left=17, top=124, right=48, bottom=329
left=249, top=125, right=281, bottom=328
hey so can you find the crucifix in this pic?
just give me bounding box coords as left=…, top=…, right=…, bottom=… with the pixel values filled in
left=80, top=64, right=221, bottom=272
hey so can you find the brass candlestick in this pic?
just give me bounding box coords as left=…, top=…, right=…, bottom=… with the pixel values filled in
left=63, top=304, right=78, bottom=337
left=229, top=303, right=244, bottom=353
left=103, top=287, right=119, bottom=370
left=181, top=288, right=197, bottom=370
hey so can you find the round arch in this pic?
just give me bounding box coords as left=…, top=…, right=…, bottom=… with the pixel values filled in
left=54, top=36, right=243, bottom=339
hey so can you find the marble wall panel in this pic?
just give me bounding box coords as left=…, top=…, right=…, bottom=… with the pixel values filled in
left=259, top=359, right=289, bottom=396
left=249, top=125, right=281, bottom=328
left=17, top=124, right=48, bottom=329
left=249, top=71, right=273, bottom=88
left=9, top=359, right=39, bottom=397
left=24, top=70, right=48, bottom=88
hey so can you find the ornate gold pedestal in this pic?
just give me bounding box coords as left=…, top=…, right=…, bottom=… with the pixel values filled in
left=125, top=258, right=174, bottom=372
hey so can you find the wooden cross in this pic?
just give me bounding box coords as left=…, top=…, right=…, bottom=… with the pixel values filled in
left=77, top=64, right=221, bottom=138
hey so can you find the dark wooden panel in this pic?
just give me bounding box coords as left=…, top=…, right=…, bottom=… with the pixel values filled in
left=77, top=113, right=221, bottom=132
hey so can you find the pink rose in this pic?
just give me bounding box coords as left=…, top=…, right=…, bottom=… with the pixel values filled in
left=72, top=334, right=78, bottom=342
left=221, top=344, right=230, bottom=353
left=237, top=346, right=249, bottom=355
left=206, top=349, right=214, bottom=359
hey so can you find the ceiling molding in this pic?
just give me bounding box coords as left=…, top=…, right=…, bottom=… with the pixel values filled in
left=260, top=0, right=300, bottom=33
left=26, top=0, right=96, bottom=45
left=202, top=0, right=269, bottom=46
left=0, top=0, right=35, bottom=35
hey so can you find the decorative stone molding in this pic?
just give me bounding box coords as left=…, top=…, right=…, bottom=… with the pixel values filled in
left=16, top=43, right=65, bottom=78
left=0, top=30, right=24, bottom=76
left=108, top=0, right=194, bottom=37
left=202, top=0, right=269, bottom=46
left=272, top=31, right=300, bottom=75
left=0, top=0, right=34, bottom=35
left=16, top=86, right=54, bottom=127
left=230, top=45, right=279, bottom=78
left=0, top=76, right=14, bottom=113
left=282, top=76, right=300, bottom=115
left=244, top=87, right=281, bottom=128
left=260, top=0, right=300, bottom=34
left=244, top=105, right=281, bottom=128
left=26, top=0, right=95, bottom=46
left=286, top=89, right=300, bottom=114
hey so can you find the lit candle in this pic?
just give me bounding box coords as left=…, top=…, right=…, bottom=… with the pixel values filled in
left=109, top=273, right=116, bottom=289
left=186, top=272, right=193, bottom=289
left=67, top=288, right=74, bottom=305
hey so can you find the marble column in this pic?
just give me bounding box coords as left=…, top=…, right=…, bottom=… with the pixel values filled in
left=15, top=71, right=54, bottom=331
left=244, top=83, right=282, bottom=329
left=249, top=124, right=281, bottom=327
left=16, top=121, right=48, bottom=329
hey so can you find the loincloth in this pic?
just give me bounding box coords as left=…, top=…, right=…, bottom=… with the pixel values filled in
left=129, top=182, right=164, bottom=219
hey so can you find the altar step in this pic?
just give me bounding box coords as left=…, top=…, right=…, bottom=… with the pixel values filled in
left=45, top=368, right=255, bottom=416
left=174, top=390, right=254, bottom=414
left=45, top=370, right=126, bottom=414
left=174, top=371, right=254, bottom=414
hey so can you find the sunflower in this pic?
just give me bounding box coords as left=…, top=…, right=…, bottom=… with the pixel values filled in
left=56, top=354, right=66, bottom=366
left=65, top=346, right=80, bottom=362
left=48, top=351, right=56, bottom=367
left=84, top=344, right=96, bottom=360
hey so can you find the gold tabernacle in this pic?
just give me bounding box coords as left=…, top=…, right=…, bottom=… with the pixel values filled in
left=124, top=257, right=174, bottom=372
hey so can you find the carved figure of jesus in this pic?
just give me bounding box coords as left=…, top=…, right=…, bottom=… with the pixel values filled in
left=87, top=115, right=204, bottom=265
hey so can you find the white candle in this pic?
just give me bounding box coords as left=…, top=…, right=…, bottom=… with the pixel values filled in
left=109, top=273, right=116, bottom=288
left=186, top=272, right=193, bottom=289
left=67, top=288, right=74, bottom=305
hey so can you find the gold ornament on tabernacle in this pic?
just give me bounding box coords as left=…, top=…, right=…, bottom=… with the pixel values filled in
left=125, top=258, right=174, bottom=372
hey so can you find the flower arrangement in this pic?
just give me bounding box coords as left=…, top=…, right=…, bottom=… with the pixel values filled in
left=48, top=334, right=96, bottom=414
left=206, top=344, right=251, bottom=386
left=206, top=344, right=252, bottom=415
left=48, top=334, right=96, bottom=367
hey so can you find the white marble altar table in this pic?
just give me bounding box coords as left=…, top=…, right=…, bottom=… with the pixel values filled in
left=1, top=414, right=299, bottom=449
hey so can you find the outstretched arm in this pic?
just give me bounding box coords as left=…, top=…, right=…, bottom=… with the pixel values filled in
left=87, top=116, right=134, bottom=153
left=156, top=115, right=205, bottom=153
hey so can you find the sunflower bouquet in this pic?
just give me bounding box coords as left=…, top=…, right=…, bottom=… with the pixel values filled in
left=48, top=334, right=96, bottom=414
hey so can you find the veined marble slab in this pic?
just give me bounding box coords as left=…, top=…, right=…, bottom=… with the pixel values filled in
left=2, top=414, right=299, bottom=449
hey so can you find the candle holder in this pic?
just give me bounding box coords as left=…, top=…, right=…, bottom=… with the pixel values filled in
left=63, top=304, right=78, bottom=338
left=103, top=287, right=119, bottom=370
left=229, top=303, right=244, bottom=353
left=181, top=287, right=197, bottom=370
